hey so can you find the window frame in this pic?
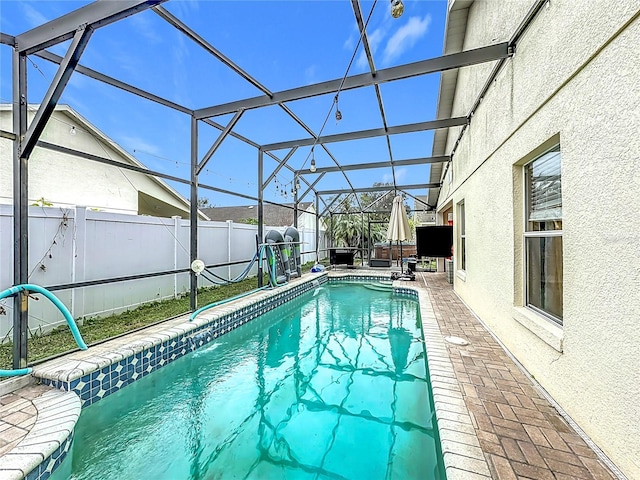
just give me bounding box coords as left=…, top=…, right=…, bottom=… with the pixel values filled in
left=458, top=200, right=466, bottom=271
left=523, top=144, right=563, bottom=325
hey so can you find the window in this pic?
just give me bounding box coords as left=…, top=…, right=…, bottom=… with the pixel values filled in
left=524, top=145, right=563, bottom=323
left=458, top=201, right=466, bottom=270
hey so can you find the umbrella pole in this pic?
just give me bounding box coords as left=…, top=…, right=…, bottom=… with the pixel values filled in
left=400, top=241, right=403, bottom=270
left=390, top=240, right=392, bottom=266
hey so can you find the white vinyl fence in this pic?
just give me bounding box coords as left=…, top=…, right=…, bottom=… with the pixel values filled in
left=0, top=204, right=327, bottom=341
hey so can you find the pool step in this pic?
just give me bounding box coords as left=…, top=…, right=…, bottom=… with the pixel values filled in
left=363, top=282, right=394, bottom=292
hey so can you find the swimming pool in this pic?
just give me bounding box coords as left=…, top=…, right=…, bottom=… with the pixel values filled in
left=50, top=281, right=445, bottom=479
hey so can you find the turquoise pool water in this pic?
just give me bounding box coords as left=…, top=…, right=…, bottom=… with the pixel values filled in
left=51, top=282, right=445, bottom=479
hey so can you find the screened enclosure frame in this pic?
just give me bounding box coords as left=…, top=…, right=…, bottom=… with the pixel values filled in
left=1, top=0, right=549, bottom=367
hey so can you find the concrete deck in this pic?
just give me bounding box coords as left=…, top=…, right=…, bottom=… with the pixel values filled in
left=0, top=270, right=620, bottom=479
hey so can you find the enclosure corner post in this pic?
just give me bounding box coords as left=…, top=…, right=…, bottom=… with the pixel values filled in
left=189, top=115, right=198, bottom=311
left=12, top=49, right=28, bottom=369
left=257, top=148, right=264, bottom=288
left=315, top=195, right=320, bottom=263
left=173, top=215, right=180, bottom=298
left=293, top=175, right=299, bottom=230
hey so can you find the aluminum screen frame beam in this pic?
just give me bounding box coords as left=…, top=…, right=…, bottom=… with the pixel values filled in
left=22, top=26, right=93, bottom=159
left=263, top=117, right=467, bottom=151
left=297, top=172, right=326, bottom=203
left=16, top=0, right=166, bottom=55
left=38, top=139, right=283, bottom=206
left=153, top=5, right=273, bottom=98
left=197, top=109, right=244, bottom=175
left=257, top=150, right=264, bottom=287
left=320, top=194, right=349, bottom=218
left=404, top=191, right=434, bottom=210
left=195, top=43, right=511, bottom=119
left=350, top=0, right=397, bottom=189
left=152, top=4, right=354, bottom=206
left=317, top=183, right=439, bottom=196
left=1, top=130, right=16, bottom=140
left=35, top=49, right=192, bottom=115
left=297, top=156, right=450, bottom=175
left=263, top=147, right=297, bottom=189
left=1, top=33, right=14, bottom=46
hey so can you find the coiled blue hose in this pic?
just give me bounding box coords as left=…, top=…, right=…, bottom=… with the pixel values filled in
left=0, top=367, right=32, bottom=377
left=0, top=284, right=88, bottom=377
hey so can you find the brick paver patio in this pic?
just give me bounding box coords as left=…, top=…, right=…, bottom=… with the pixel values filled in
left=420, top=272, right=618, bottom=480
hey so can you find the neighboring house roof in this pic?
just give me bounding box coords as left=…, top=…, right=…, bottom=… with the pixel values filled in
left=202, top=202, right=314, bottom=226
left=413, top=195, right=436, bottom=225
left=0, top=104, right=208, bottom=220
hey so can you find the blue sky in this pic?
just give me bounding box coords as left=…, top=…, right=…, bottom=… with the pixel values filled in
left=0, top=0, right=448, bottom=208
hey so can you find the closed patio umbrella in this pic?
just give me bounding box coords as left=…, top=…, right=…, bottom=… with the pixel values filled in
left=386, top=195, right=412, bottom=268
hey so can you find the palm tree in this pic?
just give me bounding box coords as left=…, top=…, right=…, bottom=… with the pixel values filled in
left=332, top=214, right=361, bottom=247
left=326, top=184, right=411, bottom=260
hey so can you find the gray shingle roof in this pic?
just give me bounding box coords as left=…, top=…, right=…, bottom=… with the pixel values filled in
left=201, top=202, right=313, bottom=226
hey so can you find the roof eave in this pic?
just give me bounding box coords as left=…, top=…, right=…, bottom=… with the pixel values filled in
left=429, top=0, right=473, bottom=208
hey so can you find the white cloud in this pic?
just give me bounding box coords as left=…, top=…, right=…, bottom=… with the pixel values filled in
left=356, top=51, right=368, bottom=70
left=396, top=168, right=409, bottom=183
left=172, top=33, right=191, bottom=105
left=382, top=14, right=431, bottom=65
left=59, top=91, right=90, bottom=116
left=382, top=168, right=408, bottom=184
left=343, top=33, right=356, bottom=51
left=305, top=65, right=317, bottom=85
left=356, top=26, right=387, bottom=69
left=368, top=26, right=387, bottom=52
left=172, top=0, right=200, bottom=18
left=129, top=13, right=162, bottom=45
left=21, top=4, right=49, bottom=29
left=118, top=135, right=162, bottom=157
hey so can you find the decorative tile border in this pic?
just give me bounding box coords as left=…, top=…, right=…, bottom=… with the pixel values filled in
left=326, top=272, right=392, bottom=283
left=25, top=433, right=73, bottom=480
left=33, top=274, right=328, bottom=408
left=0, top=389, right=80, bottom=480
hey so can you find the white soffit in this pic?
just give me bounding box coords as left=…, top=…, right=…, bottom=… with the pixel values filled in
left=429, top=0, right=473, bottom=208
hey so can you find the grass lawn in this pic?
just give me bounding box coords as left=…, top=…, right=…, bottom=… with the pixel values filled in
left=1, top=261, right=325, bottom=371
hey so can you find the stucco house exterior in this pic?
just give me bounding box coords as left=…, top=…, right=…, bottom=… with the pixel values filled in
left=430, top=1, right=639, bottom=477
left=0, top=104, right=207, bottom=219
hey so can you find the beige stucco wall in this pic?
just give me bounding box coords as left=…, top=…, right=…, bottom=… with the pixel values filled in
left=0, top=107, right=191, bottom=217
left=436, top=1, right=640, bottom=477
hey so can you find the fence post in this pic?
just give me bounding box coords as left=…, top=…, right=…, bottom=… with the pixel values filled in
left=71, top=206, right=87, bottom=321
left=173, top=216, right=180, bottom=298
left=227, top=220, right=233, bottom=281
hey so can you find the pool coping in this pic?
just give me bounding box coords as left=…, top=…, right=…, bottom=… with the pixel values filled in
left=1, top=271, right=489, bottom=479
left=0, top=388, right=80, bottom=480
